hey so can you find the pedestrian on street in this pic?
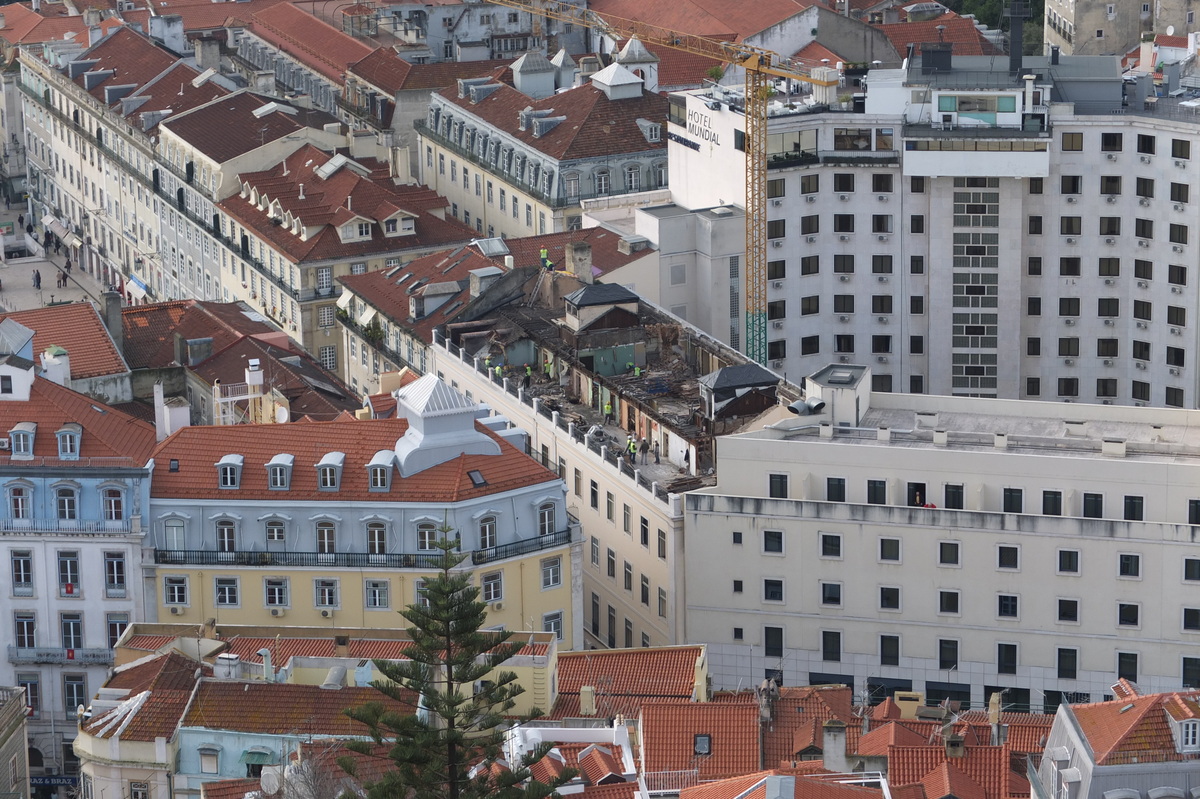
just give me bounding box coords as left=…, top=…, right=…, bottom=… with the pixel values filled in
left=16, top=214, right=23, bottom=229
left=4, top=195, right=10, bottom=211
left=653, top=441, right=660, bottom=464
left=33, top=270, right=40, bottom=290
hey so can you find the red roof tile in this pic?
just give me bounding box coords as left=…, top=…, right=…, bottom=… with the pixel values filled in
left=84, top=652, right=205, bottom=741
left=0, top=303, right=127, bottom=379
left=792, top=41, right=845, bottom=67
left=122, top=299, right=280, bottom=370
left=349, top=48, right=513, bottom=94
left=121, top=634, right=179, bottom=652
left=920, top=762, right=985, bottom=799
left=163, top=0, right=289, bottom=32
left=160, top=92, right=338, bottom=164
left=857, top=722, right=928, bottom=756
left=640, top=702, right=760, bottom=779
left=1070, top=692, right=1188, bottom=765
left=151, top=415, right=559, bottom=503
left=1156, top=33, right=1189, bottom=48
left=182, top=681, right=414, bottom=735
left=0, top=376, right=155, bottom=462
left=200, top=778, right=260, bottom=799
left=588, top=0, right=822, bottom=41
left=580, top=782, right=639, bottom=799
left=714, top=685, right=855, bottom=764
left=577, top=744, right=626, bottom=784
left=552, top=647, right=703, bottom=719
left=887, top=746, right=1014, bottom=799
left=501, top=227, right=652, bottom=278
left=434, top=72, right=667, bottom=162
left=875, top=12, right=999, bottom=57
left=249, top=3, right=372, bottom=83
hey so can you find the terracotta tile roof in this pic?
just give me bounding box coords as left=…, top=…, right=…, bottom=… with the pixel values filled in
left=182, top=681, right=413, bottom=735
left=500, top=227, right=651, bottom=278
left=553, top=742, right=627, bottom=780
left=954, top=711, right=1054, bottom=756
left=122, top=299, right=280, bottom=370
left=887, top=746, right=1015, bottom=799
left=613, top=39, right=727, bottom=90
left=577, top=744, right=626, bottom=784
left=0, top=376, right=155, bottom=462
left=0, top=4, right=96, bottom=44
left=0, top=303, right=127, bottom=379
left=339, top=246, right=504, bottom=346
left=200, top=778, right=261, bottom=799
left=529, top=749, right=569, bottom=784
left=189, top=336, right=360, bottom=421
left=116, top=60, right=227, bottom=130
left=349, top=48, right=513, bottom=94
left=84, top=652, right=205, bottom=741
left=74, top=27, right=177, bottom=101
left=921, top=761, right=985, bottom=799
left=857, top=721, right=928, bottom=756
left=682, top=772, right=769, bottom=799
left=160, top=92, right=339, bottom=164
left=434, top=73, right=668, bottom=162
left=163, top=0, right=289, bottom=32
left=1070, top=692, right=1190, bottom=765
left=219, top=144, right=472, bottom=264
left=552, top=646, right=703, bottom=719
left=640, top=701, right=760, bottom=779
left=713, top=685, right=855, bottom=764
left=580, top=782, right=639, bottom=799
left=792, top=41, right=845, bottom=67
left=151, top=415, right=558, bottom=502
left=298, top=741, right=393, bottom=788
left=889, top=785, right=928, bottom=799
left=682, top=768, right=880, bottom=799
left=588, top=0, right=821, bottom=41
left=121, top=634, right=179, bottom=652
left=249, top=3, right=373, bottom=83
left=1156, top=33, right=1189, bottom=48
left=875, top=12, right=1000, bottom=57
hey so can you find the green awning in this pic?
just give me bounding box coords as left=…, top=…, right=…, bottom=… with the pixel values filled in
left=239, top=750, right=273, bottom=765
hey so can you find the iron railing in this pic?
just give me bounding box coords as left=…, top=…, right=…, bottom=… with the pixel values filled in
left=7, top=646, right=113, bottom=665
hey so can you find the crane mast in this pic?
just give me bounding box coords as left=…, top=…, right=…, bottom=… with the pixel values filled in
left=484, top=0, right=838, bottom=363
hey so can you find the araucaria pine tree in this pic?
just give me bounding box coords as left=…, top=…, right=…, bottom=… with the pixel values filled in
left=341, top=536, right=575, bottom=799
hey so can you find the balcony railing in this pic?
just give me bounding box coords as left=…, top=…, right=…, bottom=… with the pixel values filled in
left=644, top=771, right=699, bottom=794
left=471, top=527, right=574, bottom=564
left=0, top=518, right=132, bottom=533
left=7, top=646, right=114, bottom=665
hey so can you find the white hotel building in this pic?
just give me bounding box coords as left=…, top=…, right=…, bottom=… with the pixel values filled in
left=630, top=46, right=1200, bottom=409
left=688, top=363, right=1200, bottom=710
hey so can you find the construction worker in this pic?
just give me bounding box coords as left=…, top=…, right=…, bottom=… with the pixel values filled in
left=523, top=364, right=532, bottom=390
left=634, top=365, right=642, bottom=378
left=544, top=360, right=553, bottom=378
left=494, top=364, right=502, bottom=380
left=627, top=436, right=637, bottom=465
left=604, top=401, right=613, bottom=425
left=540, top=248, right=551, bottom=269
left=484, top=355, right=492, bottom=370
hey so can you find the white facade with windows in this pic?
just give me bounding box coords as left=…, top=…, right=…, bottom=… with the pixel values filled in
left=688, top=363, right=1200, bottom=711
left=640, top=50, right=1200, bottom=409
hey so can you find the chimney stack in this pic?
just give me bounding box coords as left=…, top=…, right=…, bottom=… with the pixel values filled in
left=822, top=720, right=848, bottom=772
left=102, top=290, right=124, bottom=356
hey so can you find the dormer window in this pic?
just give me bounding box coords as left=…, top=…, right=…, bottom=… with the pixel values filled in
left=9, top=422, right=35, bottom=458
left=266, top=454, right=294, bottom=490
left=216, top=454, right=243, bottom=489
left=1183, top=720, right=1200, bottom=749
left=385, top=219, right=398, bottom=234
left=367, top=451, right=392, bottom=491
left=358, top=222, right=371, bottom=237
left=316, top=452, right=345, bottom=491
left=370, top=466, right=388, bottom=489
left=56, top=423, right=81, bottom=460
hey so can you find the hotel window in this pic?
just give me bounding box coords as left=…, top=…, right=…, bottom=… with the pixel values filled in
left=215, top=578, right=238, bottom=606
left=417, top=523, right=437, bottom=551
left=316, top=522, right=336, bottom=555
left=538, top=503, right=556, bottom=535
left=482, top=572, right=503, bottom=602
left=542, top=557, right=562, bottom=589
left=56, top=487, right=77, bottom=520
left=366, top=580, right=389, bottom=609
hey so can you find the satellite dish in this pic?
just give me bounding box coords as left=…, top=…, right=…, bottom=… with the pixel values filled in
left=260, top=766, right=282, bottom=795
left=1168, top=25, right=1176, bottom=35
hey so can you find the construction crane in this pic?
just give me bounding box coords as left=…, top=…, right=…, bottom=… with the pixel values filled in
left=483, top=0, right=840, bottom=363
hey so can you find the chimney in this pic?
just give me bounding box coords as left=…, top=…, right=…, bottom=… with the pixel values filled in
left=822, top=720, right=848, bottom=772
left=579, top=685, right=597, bottom=716
left=565, top=241, right=593, bottom=283
left=257, top=648, right=275, bottom=682
left=153, top=382, right=191, bottom=441
left=186, top=337, right=213, bottom=366
left=253, top=70, right=275, bottom=95
left=83, top=8, right=102, bottom=26
left=194, top=37, right=221, bottom=71
left=1050, top=45, right=1060, bottom=65
left=102, top=290, right=124, bottom=356
left=298, top=183, right=305, bottom=200
left=945, top=733, right=965, bottom=758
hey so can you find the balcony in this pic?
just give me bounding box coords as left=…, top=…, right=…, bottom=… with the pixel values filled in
left=470, top=526, right=574, bottom=565
left=7, top=646, right=114, bottom=665
left=0, top=518, right=132, bottom=533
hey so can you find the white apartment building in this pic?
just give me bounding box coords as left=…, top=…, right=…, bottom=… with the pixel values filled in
left=636, top=46, right=1200, bottom=409
left=688, top=362, right=1200, bottom=710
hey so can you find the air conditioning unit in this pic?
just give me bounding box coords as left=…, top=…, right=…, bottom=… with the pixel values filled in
left=1137, top=281, right=1148, bottom=288
left=1103, top=359, right=1113, bottom=366
left=320, top=609, right=333, bottom=618
left=878, top=275, right=889, bottom=283
left=1102, top=399, right=1113, bottom=405
left=169, top=606, right=184, bottom=616
left=839, top=194, right=849, bottom=201
left=1107, top=153, right=1117, bottom=160
left=0, top=440, right=9, bottom=451
left=1136, top=401, right=1146, bottom=407
left=1171, top=367, right=1181, bottom=375
left=1104, top=277, right=1116, bottom=284
left=1138, top=240, right=1150, bottom=248
left=1177, top=160, right=1188, bottom=168
left=1173, top=286, right=1184, bottom=294
left=1175, top=204, right=1185, bottom=212
left=1139, top=199, right=1150, bottom=207
left=1141, top=155, right=1152, bottom=164
left=1104, top=239, right=1115, bottom=246
left=1106, top=196, right=1117, bottom=203
left=1137, top=321, right=1148, bottom=329
left=877, top=234, right=889, bottom=242
left=1064, top=318, right=1075, bottom=326
left=1066, top=197, right=1078, bottom=204
left=1172, top=327, right=1182, bottom=335
left=1136, top=361, right=1147, bottom=369
left=839, top=274, right=851, bottom=282
left=772, top=281, right=784, bottom=289
left=839, top=235, right=850, bottom=241
left=771, top=240, right=784, bottom=248
left=806, top=236, right=817, bottom=243
left=839, top=355, right=850, bottom=363
left=877, top=355, right=889, bottom=363
left=772, top=199, right=784, bottom=207
left=1063, top=358, right=1074, bottom=365
left=877, top=315, right=889, bottom=323
left=1066, top=237, right=1076, bottom=244
left=772, top=321, right=784, bottom=329
left=806, top=195, right=817, bottom=203
left=490, top=601, right=504, bottom=611
left=839, top=315, right=850, bottom=322
left=878, top=195, right=889, bottom=202
left=1174, top=245, right=1185, bottom=253
left=270, top=607, right=285, bottom=617
left=1104, top=319, right=1115, bottom=325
